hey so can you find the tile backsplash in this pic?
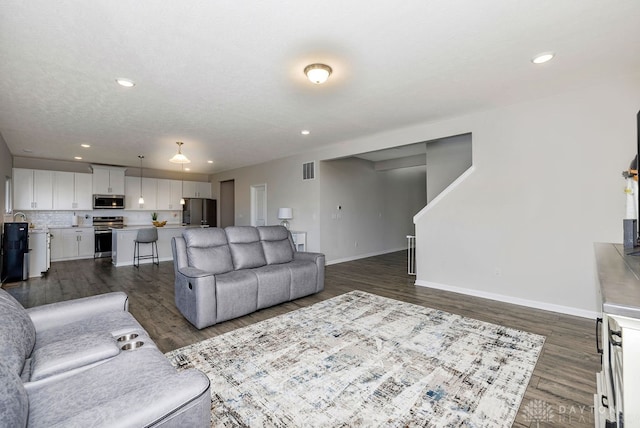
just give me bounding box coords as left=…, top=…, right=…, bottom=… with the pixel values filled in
left=21, top=210, right=181, bottom=228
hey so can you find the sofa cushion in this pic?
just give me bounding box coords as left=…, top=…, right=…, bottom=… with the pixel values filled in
left=257, top=226, right=294, bottom=265
left=215, top=270, right=258, bottom=322
left=183, top=228, right=234, bottom=274
left=225, top=226, right=267, bottom=269
left=0, top=289, right=36, bottom=375
left=29, top=333, right=120, bottom=382
left=252, top=265, right=291, bottom=309
left=0, top=361, right=28, bottom=428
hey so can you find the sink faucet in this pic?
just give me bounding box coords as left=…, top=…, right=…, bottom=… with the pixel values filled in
left=13, top=212, right=27, bottom=222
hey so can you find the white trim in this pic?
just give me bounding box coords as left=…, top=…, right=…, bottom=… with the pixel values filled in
left=326, top=247, right=405, bottom=266
left=413, top=165, right=475, bottom=223
left=415, top=279, right=600, bottom=319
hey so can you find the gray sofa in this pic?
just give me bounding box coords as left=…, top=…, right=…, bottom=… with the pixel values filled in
left=172, top=225, right=325, bottom=329
left=0, top=288, right=211, bottom=428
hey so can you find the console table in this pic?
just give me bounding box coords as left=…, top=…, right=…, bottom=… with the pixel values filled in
left=594, top=243, right=640, bottom=427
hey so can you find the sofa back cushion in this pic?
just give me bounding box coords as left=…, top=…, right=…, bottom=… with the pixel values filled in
left=257, top=226, right=294, bottom=265
left=183, top=228, right=234, bottom=274
left=0, top=289, right=35, bottom=375
left=225, top=226, right=267, bottom=269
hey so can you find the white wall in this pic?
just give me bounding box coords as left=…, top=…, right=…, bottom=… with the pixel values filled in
left=211, top=155, right=321, bottom=251
left=414, top=75, right=640, bottom=316
left=211, top=73, right=639, bottom=315
left=426, top=134, right=472, bottom=203
left=319, top=158, right=425, bottom=262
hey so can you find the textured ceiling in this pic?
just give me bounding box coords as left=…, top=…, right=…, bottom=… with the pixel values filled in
left=1, top=1, right=639, bottom=174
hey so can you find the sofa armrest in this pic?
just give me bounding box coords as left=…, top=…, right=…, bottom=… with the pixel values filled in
left=48, top=369, right=211, bottom=428
left=294, top=252, right=325, bottom=293
left=294, top=251, right=325, bottom=264
left=26, top=292, right=129, bottom=333
left=178, top=266, right=214, bottom=279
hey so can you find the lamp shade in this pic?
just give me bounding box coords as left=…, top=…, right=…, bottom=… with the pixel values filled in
left=278, top=208, right=293, bottom=220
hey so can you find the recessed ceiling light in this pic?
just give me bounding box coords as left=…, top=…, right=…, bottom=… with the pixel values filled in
left=22, top=149, right=33, bottom=153
left=207, top=160, right=213, bottom=164
left=301, top=130, right=310, bottom=135
left=81, top=144, right=90, bottom=148
left=184, top=167, right=190, bottom=171
left=115, top=78, right=135, bottom=87
left=531, top=52, right=555, bottom=64
left=74, top=156, right=82, bottom=160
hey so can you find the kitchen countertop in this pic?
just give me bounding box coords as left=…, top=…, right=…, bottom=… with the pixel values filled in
left=112, top=224, right=209, bottom=231
left=594, top=242, right=640, bottom=318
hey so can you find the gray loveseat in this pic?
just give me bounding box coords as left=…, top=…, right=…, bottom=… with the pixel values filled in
left=0, top=288, right=211, bottom=428
left=172, top=225, right=325, bottom=329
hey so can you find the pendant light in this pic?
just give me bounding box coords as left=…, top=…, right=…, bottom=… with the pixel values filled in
left=180, top=164, right=185, bottom=205
left=169, top=141, right=190, bottom=164
left=138, top=155, right=145, bottom=205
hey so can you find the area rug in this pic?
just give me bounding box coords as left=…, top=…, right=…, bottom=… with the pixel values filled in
left=165, top=291, right=545, bottom=427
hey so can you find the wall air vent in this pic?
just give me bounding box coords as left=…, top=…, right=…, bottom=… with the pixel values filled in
left=302, top=161, right=315, bottom=180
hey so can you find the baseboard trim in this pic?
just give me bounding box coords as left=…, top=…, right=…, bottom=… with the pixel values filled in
left=326, top=247, right=405, bottom=266
left=415, top=279, right=599, bottom=319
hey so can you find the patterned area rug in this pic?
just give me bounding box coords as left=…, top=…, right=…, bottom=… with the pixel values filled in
left=166, top=291, right=545, bottom=427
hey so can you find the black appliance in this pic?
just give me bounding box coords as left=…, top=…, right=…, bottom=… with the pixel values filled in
left=1, top=222, right=29, bottom=282
left=93, top=216, right=124, bottom=258
left=183, top=198, right=217, bottom=226
left=93, top=194, right=125, bottom=209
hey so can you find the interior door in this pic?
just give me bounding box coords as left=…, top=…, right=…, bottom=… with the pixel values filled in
left=220, top=179, right=235, bottom=227
left=251, top=184, right=267, bottom=226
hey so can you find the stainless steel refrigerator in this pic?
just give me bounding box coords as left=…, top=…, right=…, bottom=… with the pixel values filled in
left=182, top=198, right=217, bottom=227
left=1, top=222, right=29, bottom=282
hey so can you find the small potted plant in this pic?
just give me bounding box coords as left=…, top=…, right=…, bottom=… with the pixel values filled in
left=151, top=212, right=166, bottom=227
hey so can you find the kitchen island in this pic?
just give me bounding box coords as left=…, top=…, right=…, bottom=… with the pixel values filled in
left=111, top=225, right=191, bottom=267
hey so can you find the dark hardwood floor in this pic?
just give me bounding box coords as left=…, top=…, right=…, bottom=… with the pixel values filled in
left=4, top=252, right=599, bottom=427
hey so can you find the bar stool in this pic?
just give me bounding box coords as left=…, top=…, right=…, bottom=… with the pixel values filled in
left=133, top=228, right=159, bottom=267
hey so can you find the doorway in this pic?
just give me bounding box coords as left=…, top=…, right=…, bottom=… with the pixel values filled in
left=220, top=179, right=235, bottom=227
left=250, top=184, right=267, bottom=226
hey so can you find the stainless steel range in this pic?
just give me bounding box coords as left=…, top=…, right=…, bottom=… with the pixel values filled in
left=93, top=216, right=124, bottom=258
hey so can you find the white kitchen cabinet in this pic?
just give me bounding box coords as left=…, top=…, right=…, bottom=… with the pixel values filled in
left=50, top=227, right=94, bottom=261
left=157, top=179, right=184, bottom=210
left=182, top=180, right=211, bottom=198
left=92, top=166, right=126, bottom=195
left=53, top=172, right=93, bottom=210
left=125, top=177, right=157, bottom=210
left=13, top=168, right=53, bottom=210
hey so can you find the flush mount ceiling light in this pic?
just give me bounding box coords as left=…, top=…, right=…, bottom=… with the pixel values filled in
left=301, top=130, right=310, bottom=135
left=169, top=141, right=190, bottom=164
left=304, top=63, right=332, bottom=84
left=81, top=144, right=91, bottom=148
left=116, top=78, right=135, bottom=87
left=531, top=52, right=555, bottom=64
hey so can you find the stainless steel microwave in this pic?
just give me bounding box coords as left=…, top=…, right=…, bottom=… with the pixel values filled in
left=93, top=194, right=125, bottom=209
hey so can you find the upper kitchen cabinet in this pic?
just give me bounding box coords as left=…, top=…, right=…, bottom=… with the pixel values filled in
left=53, top=172, right=93, bottom=210
left=157, top=179, right=184, bottom=210
left=13, top=168, right=53, bottom=210
left=182, top=180, right=212, bottom=198
left=125, top=176, right=157, bottom=210
left=91, top=165, right=126, bottom=195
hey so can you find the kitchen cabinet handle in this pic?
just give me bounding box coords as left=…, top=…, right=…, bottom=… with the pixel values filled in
left=596, top=317, right=603, bottom=354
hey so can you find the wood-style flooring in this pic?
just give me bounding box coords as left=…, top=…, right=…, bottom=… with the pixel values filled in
left=4, top=252, right=599, bottom=427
